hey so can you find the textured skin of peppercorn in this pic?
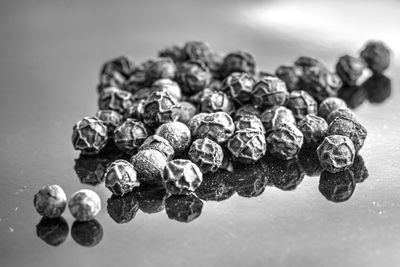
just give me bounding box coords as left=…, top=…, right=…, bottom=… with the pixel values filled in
left=200, top=91, right=236, bottom=115
left=131, top=149, right=167, bottom=184
left=319, top=170, right=355, bottom=202
left=227, top=130, right=267, bottom=164
left=234, top=104, right=261, bottom=120
left=234, top=114, right=265, bottom=134
left=188, top=138, right=224, bottom=173
left=173, top=101, right=198, bottom=125
left=222, top=72, right=255, bottom=105
left=151, top=78, right=182, bottom=101
left=327, top=117, right=367, bottom=152
left=318, top=97, right=347, bottom=120
left=34, top=185, right=67, bottom=218
left=266, top=123, right=303, bottom=160
left=113, top=119, right=148, bottom=155
left=297, top=114, right=328, bottom=147
left=139, top=135, right=175, bottom=161
left=360, top=41, right=391, bottom=74
left=95, top=110, right=123, bottom=134
left=158, top=45, right=188, bottom=63
left=36, top=217, right=69, bottom=246
left=106, top=191, right=139, bottom=224
left=71, top=219, right=103, bottom=247
left=251, top=76, right=288, bottom=110
left=100, top=56, right=134, bottom=79
left=98, top=87, right=135, bottom=117
left=145, top=57, right=177, bottom=84
left=221, top=51, right=256, bottom=78
left=285, top=90, right=318, bottom=121
left=260, top=106, right=296, bottom=134
left=335, top=55, right=365, bottom=86
left=155, top=121, right=191, bottom=155
left=165, top=194, right=203, bottom=223
left=72, top=117, right=108, bottom=155
left=105, top=160, right=140, bottom=196
left=275, top=65, right=303, bottom=92
left=163, top=159, right=203, bottom=195
left=317, top=135, right=356, bottom=173
left=68, top=189, right=101, bottom=222
left=183, top=41, right=213, bottom=65
left=142, top=91, right=179, bottom=128
left=176, top=60, right=212, bottom=96
left=326, top=108, right=355, bottom=124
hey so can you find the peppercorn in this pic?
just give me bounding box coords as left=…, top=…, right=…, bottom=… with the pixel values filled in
left=113, top=119, right=148, bottom=155
left=95, top=110, right=123, bottom=134
left=362, top=74, right=392, bottom=103
left=36, top=217, right=69, bottom=246
left=130, top=149, right=167, bottom=184
left=98, top=56, right=134, bottom=93
left=188, top=87, right=215, bottom=104
left=126, top=99, right=146, bottom=121
left=188, top=138, right=224, bottom=173
left=136, top=184, right=167, bottom=214
left=337, top=85, right=368, bottom=109
left=266, top=158, right=305, bottom=191
left=71, top=219, right=103, bottom=247
left=275, top=65, right=302, bottom=92
left=105, top=160, right=140, bottom=196
left=260, top=106, right=296, bottom=134
left=123, top=63, right=149, bottom=93
left=139, top=135, right=175, bottom=161
left=319, top=170, right=355, bottom=202
left=327, top=117, right=367, bottom=152
left=155, top=121, right=191, bottom=155
left=106, top=191, right=139, bottom=224
left=183, top=41, right=213, bottom=65
left=297, top=148, right=323, bottom=177
left=173, top=101, right=197, bottom=125
left=285, top=90, right=317, bottom=120
left=295, top=56, right=324, bottom=69
left=360, top=41, right=391, bottom=74
left=227, top=129, right=266, bottom=164
left=74, top=155, right=110, bottom=186
left=142, top=91, right=179, bottom=128
left=235, top=104, right=261, bottom=120
left=335, top=55, right=366, bottom=86
left=98, top=87, right=134, bottom=117
left=34, top=185, right=67, bottom=218
left=326, top=108, right=355, bottom=124
left=158, top=45, right=187, bottom=63
left=131, top=87, right=152, bottom=102
left=297, top=114, right=328, bottom=147
left=68, top=189, right=101, bottom=222
left=163, top=159, right=203, bottom=195
left=189, top=112, right=235, bottom=144
left=176, top=60, right=212, bottom=95
left=200, top=91, right=235, bottom=115
left=317, top=135, right=355, bottom=173
left=349, top=154, right=369, bottom=183
left=145, top=57, right=177, bottom=84
left=231, top=160, right=268, bottom=198
left=165, top=194, right=203, bottom=223
left=72, top=117, right=108, bottom=155
left=221, top=51, right=256, bottom=78
left=252, top=76, right=288, bottom=110
left=151, top=78, right=182, bottom=101
left=222, top=72, right=255, bottom=105
left=267, top=123, right=303, bottom=160
left=195, top=170, right=235, bottom=201
left=234, top=114, right=265, bottom=133
left=318, top=97, right=347, bottom=120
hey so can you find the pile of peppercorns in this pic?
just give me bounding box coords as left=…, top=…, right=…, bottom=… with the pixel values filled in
left=34, top=40, right=391, bottom=230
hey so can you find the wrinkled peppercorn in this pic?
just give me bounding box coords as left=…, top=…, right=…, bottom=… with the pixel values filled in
left=189, top=112, right=235, bottom=144
left=163, top=159, right=203, bottom=195
left=328, top=117, right=367, bottom=152
left=98, top=56, right=134, bottom=93
left=72, top=117, right=108, bottom=155
left=234, top=114, right=265, bottom=133
left=319, top=170, right=355, bottom=202
left=260, top=106, right=296, bottom=134
left=360, top=41, right=391, bottom=74
left=139, top=135, right=175, bottom=161
left=155, top=121, right=191, bottom=155
left=71, top=219, right=103, bottom=247
left=252, top=76, right=288, bottom=110
left=126, top=99, right=146, bottom=121
left=36, top=217, right=69, bottom=246
left=183, top=41, right=213, bottom=65
left=95, top=110, right=123, bottom=134
left=98, top=87, right=134, bottom=117
left=195, top=170, right=235, bottom=201
left=151, top=78, right=182, bottom=101
left=113, top=119, right=148, bottom=155
left=34, top=185, right=67, bottom=218
left=326, top=108, right=355, bottom=124
left=227, top=129, right=266, bottom=164
left=189, top=138, right=224, bottom=173
left=165, top=194, right=203, bottom=223
left=317, top=135, right=355, bottom=173
left=143, top=91, right=179, bottom=128
left=318, top=97, right=347, bottom=120
left=335, top=55, right=365, bottom=86
left=136, top=184, right=167, bottom=214
left=286, top=90, right=317, bottom=120
left=235, top=104, right=261, bottom=120
left=221, top=51, right=256, bottom=78
left=297, top=114, right=328, bottom=147
left=105, top=160, right=140, bottom=196
left=145, top=57, right=177, bottom=84
left=337, top=85, right=368, bottom=109
left=267, top=123, right=303, bottom=160
left=176, top=60, right=212, bottom=95
left=222, top=72, right=255, bottom=105
left=266, top=158, right=305, bottom=191
left=362, top=74, right=392, bottom=103
left=200, top=91, right=235, bottom=115
left=173, top=101, right=197, bottom=125
left=68, top=189, right=101, bottom=222
left=275, top=65, right=302, bottom=92
left=106, top=191, right=139, bottom=223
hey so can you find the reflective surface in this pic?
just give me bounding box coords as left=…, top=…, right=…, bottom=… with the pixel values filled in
left=0, top=0, right=399, bottom=267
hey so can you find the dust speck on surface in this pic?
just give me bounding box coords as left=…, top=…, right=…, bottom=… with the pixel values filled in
left=9, top=227, right=14, bottom=233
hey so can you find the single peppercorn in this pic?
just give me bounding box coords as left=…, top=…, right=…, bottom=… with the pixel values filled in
left=143, top=91, right=179, bottom=128
left=183, top=41, right=213, bottom=65
left=275, top=65, right=302, bottom=92
left=72, top=117, right=108, bottom=155
left=222, top=72, right=255, bottom=105
left=235, top=104, right=261, bottom=120
left=126, top=99, right=146, bottom=121
left=297, top=114, right=328, bottom=147
left=139, top=135, right=175, bottom=161
left=123, top=63, right=149, bottom=93
left=95, top=110, right=123, bottom=134
left=318, top=97, right=347, bottom=120
left=337, top=85, right=368, bottom=109
left=317, top=135, right=356, bottom=173
left=335, top=55, right=366, bottom=86
left=34, top=185, right=67, bottom=218
left=188, top=112, right=235, bottom=144
left=319, top=170, right=355, bottom=203
left=136, top=184, right=167, bottom=214
left=98, top=87, right=134, bottom=117
left=131, top=149, right=167, bottom=184
left=113, top=119, right=148, bottom=155
left=173, top=101, right=197, bottom=125
left=328, top=117, right=367, bottom=152
left=267, top=123, right=303, bottom=160
left=106, top=191, right=139, bottom=224
left=163, top=159, right=203, bottom=195
left=36, top=217, right=69, bottom=246
left=165, top=194, right=203, bottom=223
left=260, top=106, right=296, bottom=134
left=195, top=170, right=235, bottom=201
left=326, top=108, right=355, bottom=124
left=71, top=219, right=103, bottom=247
left=286, top=90, right=318, bottom=120
left=105, top=160, right=140, bottom=196
left=151, top=78, right=182, bottom=101
left=176, top=60, right=212, bottom=96
left=362, top=74, right=392, bottom=104
left=234, top=114, right=265, bottom=133
left=145, top=57, right=177, bottom=84
left=158, top=45, right=187, bottom=63
left=155, top=121, right=191, bottom=155
left=221, top=51, right=256, bottom=78
left=227, top=129, right=267, bottom=164
left=252, top=76, right=289, bottom=110
left=266, top=158, right=305, bottom=191
left=188, top=138, right=224, bottom=173
left=200, top=91, right=235, bottom=115
left=68, top=189, right=101, bottom=222
left=98, top=56, right=134, bottom=93
left=360, top=41, right=391, bottom=74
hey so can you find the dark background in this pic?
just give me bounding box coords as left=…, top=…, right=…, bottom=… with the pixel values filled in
left=0, top=0, right=399, bottom=266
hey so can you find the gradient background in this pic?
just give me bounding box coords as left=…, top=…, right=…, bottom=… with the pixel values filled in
left=0, top=0, right=399, bottom=266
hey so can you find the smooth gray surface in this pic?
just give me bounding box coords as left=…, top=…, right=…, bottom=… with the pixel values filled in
left=0, top=1, right=399, bottom=266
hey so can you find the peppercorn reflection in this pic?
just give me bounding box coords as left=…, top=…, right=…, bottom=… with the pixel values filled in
left=36, top=217, right=69, bottom=246
left=319, top=171, right=356, bottom=203
left=165, top=194, right=203, bottom=223
left=71, top=219, right=103, bottom=247
left=107, top=191, right=139, bottom=224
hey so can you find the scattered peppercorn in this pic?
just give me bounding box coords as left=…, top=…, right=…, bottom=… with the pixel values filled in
left=297, top=114, right=328, bottom=147
left=68, top=189, right=101, bottom=222
left=360, top=41, right=391, bottom=74
left=71, top=219, right=103, bottom=247
left=327, top=117, right=367, bottom=152
left=221, top=51, right=256, bottom=78
left=286, top=90, right=318, bottom=120
left=267, top=123, right=303, bottom=160
left=105, top=160, right=140, bottom=196
left=142, top=91, right=179, bottom=128
left=98, top=87, right=134, bottom=117
left=188, top=138, right=224, bottom=173
left=173, top=101, right=197, bottom=125
left=113, top=119, right=148, bottom=155
left=183, top=41, right=213, bottom=65
left=200, top=91, right=235, bottom=115
left=234, top=104, right=261, bottom=120
left=227, top=129, right=266, bottom=164
left=145, top=57, right=177, bottom=84
left=139, top=135, right=175, bottom=161
left=176, top=60, right=211, bottom=95
left=335, top=55, right=365, bottom=86
left=318, top=97, right=347, bottom=120
left=189, top=112, right=235, bottom=144
left=326, top=108, right=355, bottom=124
left=155, top=121, right=191, bottom=155
left=72, top=117, right=108, bottom=155
left=95, top=110, right=123, bottom=133
left=362, top=74, right=392, bottom=103
left=34, top=185, right=67, bottom=218
left=163, top=159, right=203, bottom=195
left=275, top=65, right=302, bottom=92
left=252, top=76, right=288, bottom=110
left=222, top=72, right=255, bottom=105
left=337, top=85, right=368, bottom=109
left=151, top=78, right=182, bottom=101
left=131, top=149, right=167, bottom=184
left=234, top=114, right=265, bottom=133
left=317, top=135, right=355, bottom=173
left=260, top=106, right=296, bottom=134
